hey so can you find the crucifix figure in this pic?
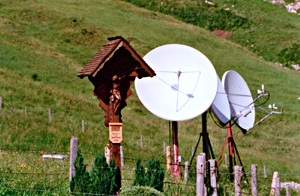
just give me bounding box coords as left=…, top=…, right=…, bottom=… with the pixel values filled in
left=108, top=75, right=122, bottom=124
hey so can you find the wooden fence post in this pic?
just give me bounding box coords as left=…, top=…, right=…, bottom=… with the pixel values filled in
left=163, top=142, right=166, bottom=153
left=224, top=154, right=227, bottom=169
left=234, top=166, right=242, bottom=196
left=196, top=153, right=206, bottom=196
left=251, top=164, right=257, bottom=196
left=271, top=171, right=279, bottom=195
left=140, top=135, right=143, bottom=148
left=48, top=109, right=51, bottom=123
left=69, top=137, right=78, bottom=181
left=209, top=159, right=217, bottom=196
left=120, top=146, right=124, bottom=168
left=184, top=161, right=189, bottom=184
left=264, top=165, right=267, bottom=178
left=0, top=97, right=2, bottom=110
left=286, top=185, right=291, bottom=196
left=25, top=106, right=27, bottom=116
left=166, top=146, right=171, bottom=171
left=275, top=177, right=280, bottom=196
left=82, top=120, right=84, bottom=132
left=105, top=144, right=111, bottom=164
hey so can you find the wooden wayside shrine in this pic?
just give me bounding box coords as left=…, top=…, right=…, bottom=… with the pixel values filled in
left=77, top=36, right=155, bottom=172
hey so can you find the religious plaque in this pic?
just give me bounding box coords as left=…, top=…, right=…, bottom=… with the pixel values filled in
left=109, top=122, right=123, bottom=143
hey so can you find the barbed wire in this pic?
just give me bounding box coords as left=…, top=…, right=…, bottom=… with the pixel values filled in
left=164, top=181, right=196, bottom=187
left=0, top=160, right=69, bottom=167
left=0, top=162, right=293, bottom=195
left=2, top=158, right=300, bottom=177
left=0, top=186, right=114, bottom=196
left=0, top=171, right=67, bottom=176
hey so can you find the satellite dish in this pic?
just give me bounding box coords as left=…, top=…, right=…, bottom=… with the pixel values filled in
left=135, top=44, right=218, bottom=121
left=222, top=70, right=255, bottom=132
left=210, top=75, right=231, bottom=126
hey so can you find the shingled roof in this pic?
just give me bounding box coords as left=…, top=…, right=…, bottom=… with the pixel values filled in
left=77, top=36, right=155, bottom=79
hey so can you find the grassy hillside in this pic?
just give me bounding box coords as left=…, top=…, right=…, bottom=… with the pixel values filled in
left=124, top=0, right=300, bottom=67
left=0, top=0, right=300, bottom=194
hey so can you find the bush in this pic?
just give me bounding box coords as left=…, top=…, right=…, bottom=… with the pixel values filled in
left=70, top=150, right=92, bottom=194
left=145, top=158, right=165, bottom=192
left=107, top=158, right=122, bottom=194
left=70, top=150, right=121, bottom=195
left=90, top=154, right=110, bottom=194
left=132, top=158, right=165, bottom=192
left=132, top=158, right=146, bottom=186
left=121, top=186, right=165, bottom=196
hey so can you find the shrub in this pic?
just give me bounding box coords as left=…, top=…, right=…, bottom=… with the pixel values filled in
left=145, top=158, right=165, bottom=192
left=132, top=158, right=146, bottom=186
left=108, top=158, right=122, bottom=195
left=70, top=150, right=121, bottom=195
left=89, top=153, right=111, bottom=194
left=132, top=158, right=165, bottom=192
left=70, top=150, right=92, bottom=194
left=121, top=186, right=165, bottom=196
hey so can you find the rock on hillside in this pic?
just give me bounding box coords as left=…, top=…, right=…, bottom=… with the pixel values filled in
left=269, top=0, right=300, bottom=14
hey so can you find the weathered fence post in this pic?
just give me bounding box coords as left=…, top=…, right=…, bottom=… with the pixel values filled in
left=163, top=142, right=166, bottom=153
left=251, top=164, right=257, bottom=196
left=0, top=97, right=2, bottom=110
left=224, top=154, right=227, bottom=169
left=234, top=166, right=242, bottom=196
left=184, top=161, right=189, bottom=184
left=196, top=153, right=206, bottom=196
left=271, top=171, right=279, bottom=195
left=48, top=109, right=51, bottom=123
left=105, top=144, right=111, bottom=164
left=120, top=146, right=124, bottom=168
left=140, top=135, right=143, bottom=148
left=82, top=120, right=85, bottom=132
left=209, top=159, right=217, bottom=196
left=264, top=165, right=267, bottom=178
left=25, top=106, right=27, bottom=116
left=69, top=137, right=78, bottom=181
left=166, top=146, right=171, bottom=171
left=286, top=185, right=291, bottom=196
left=275, top=177, right=280, bottom=196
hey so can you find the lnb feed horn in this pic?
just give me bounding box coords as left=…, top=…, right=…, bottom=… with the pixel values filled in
left=248, top=103, right=283, bottom=131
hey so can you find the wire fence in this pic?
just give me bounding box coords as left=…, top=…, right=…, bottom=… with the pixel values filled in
left=1, top=103, right=299, bottom=195
left=0, top=148, right=299, bottom=195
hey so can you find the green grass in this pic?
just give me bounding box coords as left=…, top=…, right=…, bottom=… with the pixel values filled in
left=0, top=0, right=300, bottom=195
left=124, top=0, right=300, bottom=67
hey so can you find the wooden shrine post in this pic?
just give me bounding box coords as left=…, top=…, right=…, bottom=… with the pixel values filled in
left=77, top=36, right=155, bottom=172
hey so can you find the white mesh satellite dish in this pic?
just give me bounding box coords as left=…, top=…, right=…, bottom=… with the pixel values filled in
left=222, top=70, right=255, bottom=132
left=135, top=44, right=218, bottom=121
left=210, top=75, right=231, bottom=126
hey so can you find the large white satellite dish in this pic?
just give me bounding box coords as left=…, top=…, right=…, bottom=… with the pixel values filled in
left=222, top=70, right=255, bottom=132
left=135, top=44, right=218, bottom=121
left=210, top=75, right=231, bottom=126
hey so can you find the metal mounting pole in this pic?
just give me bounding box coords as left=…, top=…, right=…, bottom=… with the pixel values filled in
left=172, top=121, right=181, bottom=179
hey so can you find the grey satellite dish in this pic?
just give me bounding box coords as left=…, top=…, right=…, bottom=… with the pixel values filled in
left=135, top=44, right=218, bottom=121
left=222, top=70, right=255, bottom=132
left=210, top=75, right=231, bottom=126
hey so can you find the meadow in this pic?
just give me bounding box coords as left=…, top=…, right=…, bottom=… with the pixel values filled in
left=0, top=0, right=300, bottom=195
